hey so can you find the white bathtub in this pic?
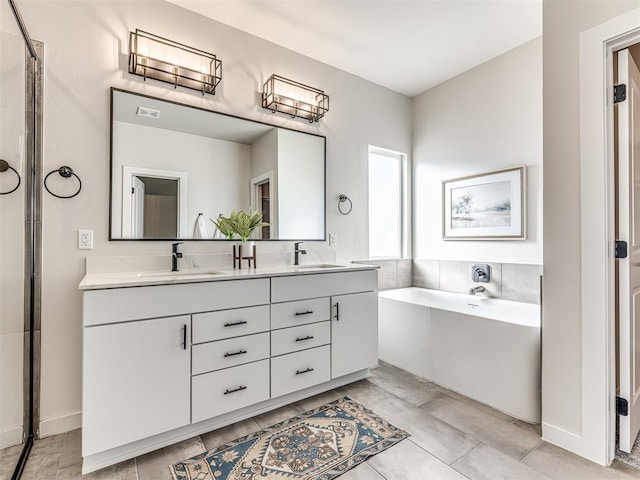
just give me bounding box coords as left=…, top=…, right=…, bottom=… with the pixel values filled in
left=378, top=287, right=541, bottom=423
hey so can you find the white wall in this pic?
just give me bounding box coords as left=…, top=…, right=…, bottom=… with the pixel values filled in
left=413, top=37, right=542, bottom=265
left=277, top=129, right=325, bottom=239
left=251, top=129, right=279, bottom=237
left=16, top=0, right=411, bottom=433
left=112, top=121, right=250, bottom=238
left=542, top=0, right=639, bottom=460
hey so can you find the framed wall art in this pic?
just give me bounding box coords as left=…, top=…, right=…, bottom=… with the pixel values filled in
left=442, top=166, right=525, bottom=240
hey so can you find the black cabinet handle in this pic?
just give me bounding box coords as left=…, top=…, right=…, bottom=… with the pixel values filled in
left=296, top=368, right=314, bottom=375
left=295, top=310, right=313, bottom=316
left=295, top=335, right=314, bottom=342
left=334, top=302, right=340, bottom=321
left=224, top=385, right=247, bottom=395
left=224, top=320, right=248, bottom=327
left=182, top=324, right=187, bottom=350
left=224, top=349, right=247, bottom=358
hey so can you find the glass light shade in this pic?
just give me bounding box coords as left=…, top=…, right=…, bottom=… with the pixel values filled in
left=262, top=75, right=329, bottom=123
left=128, top=29, right=222, bottom=95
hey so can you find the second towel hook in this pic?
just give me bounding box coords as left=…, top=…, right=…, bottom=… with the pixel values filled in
left=338, top=194, right=352, bottom=215
left=44, top=166, right=82, bottom=199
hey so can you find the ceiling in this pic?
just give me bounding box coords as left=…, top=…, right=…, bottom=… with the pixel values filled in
left=167, top=0, right=542, bottom=97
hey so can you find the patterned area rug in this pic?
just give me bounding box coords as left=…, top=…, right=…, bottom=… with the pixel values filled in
left=170, top=396, right=409, bottom=480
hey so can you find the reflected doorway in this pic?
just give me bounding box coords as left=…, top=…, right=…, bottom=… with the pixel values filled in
left=122, top=166, right=188, bottom=239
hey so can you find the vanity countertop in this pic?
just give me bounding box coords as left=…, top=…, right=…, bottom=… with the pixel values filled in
left=79, top=263, right=379, bottom=291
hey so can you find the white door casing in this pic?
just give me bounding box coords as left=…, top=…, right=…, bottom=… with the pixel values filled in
left=121, top=165, right=189, bottom=238
left=618, top=48, right=640, bottom=453
left=132, top=176, right=145, bottom=238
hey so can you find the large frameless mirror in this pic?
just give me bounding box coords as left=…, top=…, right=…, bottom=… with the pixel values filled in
left=110, top=88, right=326, bottom=241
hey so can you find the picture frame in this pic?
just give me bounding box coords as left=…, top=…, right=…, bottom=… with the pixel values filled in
left=442, top=166, right=526, bottom=240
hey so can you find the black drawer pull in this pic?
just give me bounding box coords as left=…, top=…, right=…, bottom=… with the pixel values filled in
left=224, top=385, right=247, bottom=395
left=334, top=302, right=340, bottom=321
left=296, top=368, right=314, bottom=375
left=295, top=310, right=314, bottom=316
left=295, top=335, right=314, bottom=342
left=224, top=349, right=247, bottom=358
left=224, top=320, right=248, bottom=327
left=182, top=324, right=187, bottom=350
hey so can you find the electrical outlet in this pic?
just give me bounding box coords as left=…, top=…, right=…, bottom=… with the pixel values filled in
left=329, top=233, right=337, bottom=247
left=78, top=230, right=93, bottom=250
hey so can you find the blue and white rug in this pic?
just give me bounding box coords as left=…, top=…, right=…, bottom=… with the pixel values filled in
left=170, top=396, right=409, bottom=480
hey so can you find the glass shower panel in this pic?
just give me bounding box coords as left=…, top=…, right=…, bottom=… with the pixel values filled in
left=0, top=2, right=26, bottom=454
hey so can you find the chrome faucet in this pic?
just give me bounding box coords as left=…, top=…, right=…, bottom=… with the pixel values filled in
left=171, top=242, right=183, bottom=272
left=469, top=285, right=486, bottom=296
left=294, top=242, right=307, bottom=266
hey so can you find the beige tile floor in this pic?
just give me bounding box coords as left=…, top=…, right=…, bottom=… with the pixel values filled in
left=2, top=363, right=639, bottom=480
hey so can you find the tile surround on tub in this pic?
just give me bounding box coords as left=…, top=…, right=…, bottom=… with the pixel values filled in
left=353, top=259, right=412, bottom=290
left=501, top=263, right=543, bottom=304
left=413, top=259, right=542, bottom=305
left=413, top=259, right=440, bottom=290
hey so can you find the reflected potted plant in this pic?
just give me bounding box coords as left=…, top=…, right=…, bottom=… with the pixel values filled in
left=210, top=214, right=236, bottom=240
left=227, top=210, right=270, bottom=254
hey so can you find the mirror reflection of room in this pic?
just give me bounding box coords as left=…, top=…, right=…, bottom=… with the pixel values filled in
left=111, top=89, right=325, bottom=241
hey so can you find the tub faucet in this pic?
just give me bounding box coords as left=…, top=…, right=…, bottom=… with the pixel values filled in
left=171, top=242, right=183, bottom=272
left=469, top=285, right=486, bottom=296
left=294, top=242, right=307, bottom=266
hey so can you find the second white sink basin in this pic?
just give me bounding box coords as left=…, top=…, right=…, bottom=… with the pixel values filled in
left=288, top=264, right=344, bottom=270
left=137, top=269, right=222, bottom=278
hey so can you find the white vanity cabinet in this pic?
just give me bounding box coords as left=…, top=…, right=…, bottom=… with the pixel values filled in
left=80, top=267, right=377, bottom=474
left=82, top=315, right=191, bottom=456
left=270, top=269, right=378, bottom=385
left=331, top=291, right=379, bottom=378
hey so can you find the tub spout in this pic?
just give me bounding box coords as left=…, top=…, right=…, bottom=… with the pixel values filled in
left=469, top=286, right=486, bottom=295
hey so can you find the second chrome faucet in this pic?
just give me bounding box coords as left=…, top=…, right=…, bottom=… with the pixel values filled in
left=294, top=242, right=307, bottom=266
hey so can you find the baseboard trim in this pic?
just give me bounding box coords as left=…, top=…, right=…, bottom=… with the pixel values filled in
left=0, top=426, right=23, bottom=449
left=39, top=411, right=82, bottom=438
left=541, top=422, right=584, bottom=455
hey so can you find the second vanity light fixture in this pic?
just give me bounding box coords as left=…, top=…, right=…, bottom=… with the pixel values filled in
left=262, top=75, right=329, bottom=123
left=128, top=29, right=222, bottom=95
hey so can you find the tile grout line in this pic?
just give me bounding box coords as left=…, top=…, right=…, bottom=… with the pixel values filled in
left=405, top=437, right=474, bottom=479
left=519, top=439, right=544, bottom=463
left=364, top=458, right=389, bottom=480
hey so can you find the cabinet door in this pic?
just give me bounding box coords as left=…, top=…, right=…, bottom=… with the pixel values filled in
left=83, top=315, right=191, bottom=456
left=331, top=292, right=378, bottom=379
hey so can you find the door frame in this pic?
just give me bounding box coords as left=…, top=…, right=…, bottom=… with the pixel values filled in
left=121, top=165, right=188, bottom=238
left=250, top=170, right=275, bottom=239
left=578, top=7, right=640, bottom=466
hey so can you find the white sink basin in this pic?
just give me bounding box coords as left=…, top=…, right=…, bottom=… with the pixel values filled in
left=288, top=264, right=344, bottom=270
left=137, top=269, right=222, bottom=278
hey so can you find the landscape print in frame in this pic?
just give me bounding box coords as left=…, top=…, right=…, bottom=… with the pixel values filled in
left=442, top=166, right=525, bottom=240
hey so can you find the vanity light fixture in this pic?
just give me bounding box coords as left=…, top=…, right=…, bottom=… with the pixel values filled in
left=262, top=74, right=329, bottom=123
left=128, top=29, right=222, bottom=96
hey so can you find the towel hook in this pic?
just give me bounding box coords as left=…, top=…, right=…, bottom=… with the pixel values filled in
left=0, top=159, right=21, bottom=195
left=338, top=194, right=352, bottom=215
left=44, top=165, right=82, bottom=199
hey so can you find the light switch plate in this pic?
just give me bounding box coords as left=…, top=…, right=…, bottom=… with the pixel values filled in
left=78, top=230, right=94, bottom=250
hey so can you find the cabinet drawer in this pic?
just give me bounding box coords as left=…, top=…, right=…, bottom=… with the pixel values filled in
left=271, top=321, right=330, bottom=357
left=271, top=346, right=330, bottom=398
left=271, top=270, right=377, bottom=303
left=193, top=305, right=269, bottom=344
left=192, top=332, right=270, bottom=375
left=271, top=298, right=330, bottom=329
left=84, top=278, right=270, bottom=326
left=192, top=360, right=270, bottom=423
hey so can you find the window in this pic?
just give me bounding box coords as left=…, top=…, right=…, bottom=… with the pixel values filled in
left=368, top=146, right=407, bottom=258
